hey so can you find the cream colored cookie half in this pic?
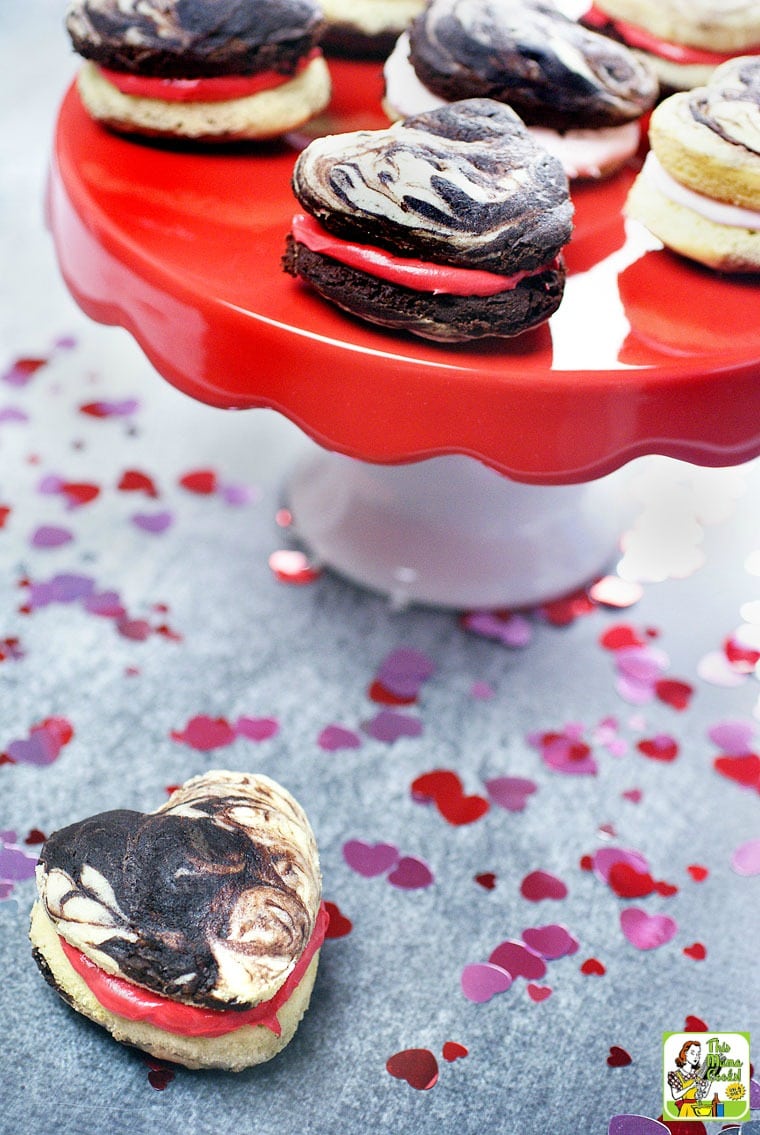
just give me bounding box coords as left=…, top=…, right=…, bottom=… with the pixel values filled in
left=76, top=56, right=332, bottom=140
left=321, top=0, right=424, bottom=36
left=625, top=169, right=760, bottom=271
left=30, top=901, right=321, bottom=1071
left=596, top=0, right=760, bottom=52
left=648, top=87, right=760, bottom=209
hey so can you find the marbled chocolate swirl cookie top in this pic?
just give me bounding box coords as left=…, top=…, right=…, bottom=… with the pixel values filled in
left=36, top=771, right=322, bottom=1008
left=688, top=57, right=760, bottom=156
left=65, top=0, right=326, bottom=78
left=291, top=99, right=573, bottom=273
left=407, top=0, right=658, bottom=130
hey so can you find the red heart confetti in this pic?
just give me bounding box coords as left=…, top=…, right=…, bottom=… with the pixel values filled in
left=61, top=481, right=100, bottom=508
left=178, top=468, right=217, bottom=494
left=489, top=939, right=547, bottom=980
left=656, top=1118, right=707, bottom=1135
left=682, top=942, right=707, bottom=961
left=117, top=469, right=159, bottom=497
left=599, top=624, right=647, bottom=651
left=713, top=752, right=760, bottom=789
left=3, top=356, right=48, bottom=386
left=580, top=957, right=606, bottom=975
left=520, top=870, right=568, bottom=902
left=24, top=828, right=47, bottom=845
left=144, top=1057, right=175, bottom=1091
left=607, top=1046, right=633, bottom=1067
left=474, top=872, right=497, bottom=890
left=686, top=864, right=709, bottom=882
left=268, top=549, right=322, bottom=585
left=654, top=678, right=694, bottom=711
left=723, top=633, right=760, bottom=673
left=637, top=735, right=679, bottom=762
left=79, top=398, right=138, bottom=418
left=367, top=679, right=417, bottom=706
left=540, top=587, right=595, bottom=626
left=526, top=983, right=552, bottom=1002
left=442, top=1041, right=468, bottom=1063
left=386, top=1049, right=439, bottom=1091
left=169, top=715, right=236, bottom=751
left=411, top=769, right=489, bottom=826
left=684, top=1015, right=709, bottom=1032
left=324, top=901, right=353, bottom=939
left=608, top=863, right=658, bottom=899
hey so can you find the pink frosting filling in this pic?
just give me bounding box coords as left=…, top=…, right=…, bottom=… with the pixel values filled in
left=584, top=6, right=760, bottom=64
left=291, top=213, right=559, bottom=295
left=97, top=51, right=319, bottom=103
left=59, top=901, right=329, bottom=1038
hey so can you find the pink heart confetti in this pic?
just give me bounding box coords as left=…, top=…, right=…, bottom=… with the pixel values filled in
left=5, top=717, right=74, bottom=767
left=620, top=907, right=677, bottom=950
left=699, top=649, right=750, bottom=687
left=522, top=924, right=579, bottom=959
left=526, top=983, right=552, bottom=1002
left=342, top=839, right=399, bottom=878
left=460, top=610, right=533, bottom=647
left=608, top=1117, right=670, bottom=1135
left=622, top=788, right=643, bottom=803
left=592, top=847, right=650, bottom=884
left=169, top=715, right=236, bottom=751
left=707, top=719, right=755, bottom=754
left=317, top=724, right=362, bottom=751
left=484, top=775, right=538, bottom=812
left=530, top=731, right=598, bottom=776
left=520, top=870, right=568, bottom=902
left=461, top=962, right=513, bottom=1003
left=234, top=716, right=279, bottom=742
left=489, top=939, right=547, bottom=980
left=0, top=405, right=28, bottom=425
left=387, top=856, right=434, bottom=890
left=374, top=647, right=435, bottom=699
left=386, top=1048, right=439, bottom=1091
left=362, top=710, right=423, bottom=743
left=730, top=837, right=760, bottom=876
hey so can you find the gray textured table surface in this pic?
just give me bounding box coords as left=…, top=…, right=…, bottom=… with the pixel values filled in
left=2, top=4, right=759, bottom=1133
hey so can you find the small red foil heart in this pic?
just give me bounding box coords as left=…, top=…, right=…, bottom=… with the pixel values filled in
left=684, top=1015, right=708, bottom=1032
left=686, top=864, right=709, bottom=882
left=178, top=468, right=217, bottom=494
left=474, top=872, right=497, bottom=890
left=683, top=942, right=707, bottom=961
left=654, top=678, right=693, bottom=710
left=526, top=983, right=552, bottom=1002
left=580, top=957, right=606, bottom=976
left=608, top=863, right=657, bottom=899
left=607, top=1046, right=633, bottom=1067
left=386, top=1048, right=439, bottom=1091
left=324, top=901, right=352, bottom=939
left=442, top=1041, right=468, bottom=1063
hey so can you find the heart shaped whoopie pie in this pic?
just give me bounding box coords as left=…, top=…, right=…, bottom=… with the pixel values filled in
left=30, top=770, right=325, bottom=1070
left=283, top=97, right=574, bottom=342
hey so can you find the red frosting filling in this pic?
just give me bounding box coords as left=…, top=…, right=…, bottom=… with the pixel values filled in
left=584, top=5, right=760, bottom=64
left=97, top=51, right=320, bottom=103
left=291, top=213, right=559, bottom=295
left=59, top=901, right=329, bottom=1038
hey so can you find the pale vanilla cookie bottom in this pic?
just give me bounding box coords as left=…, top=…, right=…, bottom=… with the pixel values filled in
left=593, top=0, right=760, bottom=53
left=29, top=901, right=321, bottom=1071
left=625, top=172, right=760, bottom=271
left=76, top=56, right=332, bottom=140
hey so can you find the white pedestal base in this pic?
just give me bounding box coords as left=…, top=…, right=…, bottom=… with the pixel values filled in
left=287, top=450, right=629, bottom=609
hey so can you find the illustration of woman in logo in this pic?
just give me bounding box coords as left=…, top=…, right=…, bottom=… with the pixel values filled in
left=668, top=1040, right=711, bottom=1117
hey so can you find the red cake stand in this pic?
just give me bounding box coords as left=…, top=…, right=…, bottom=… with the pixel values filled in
left=47, top=62, right=760, bottom=607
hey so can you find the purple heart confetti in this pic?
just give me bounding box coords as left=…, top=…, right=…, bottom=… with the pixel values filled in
left=131, top=511, right=174, bottom=534
left=387, top=856, right=434, bottom=890
left=484, top=775, right=538, bottom=812
left=361, top=710, right=423, bottom=743
left=318, top=724, right=362, bottom=751
left=521, top=924, right=579, bottom=959
left=707, top=719, right=755, bottom=754
left=234, top=716, right=279, bottom=743
left=592, top=847, right=651, bottom=884
left=608, top=1117, right=670, bottom=1135
left=375, top=647, right=436, bottom=699
left=342, top=839, right=399, bottom=878
left=461, top=962, right=513, bottom=1003
left=30, top=525, right=74, bottom=549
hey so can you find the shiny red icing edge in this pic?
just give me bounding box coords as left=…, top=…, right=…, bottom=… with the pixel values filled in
left=97, top=51, right=320, bottom=103
left=291, top=213, right=560, bottom=295
left=584, top=5, right=760, bottom=64
left=59, top=902, right=329, bottom=1038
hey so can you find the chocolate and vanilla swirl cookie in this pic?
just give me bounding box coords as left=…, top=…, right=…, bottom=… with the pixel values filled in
left=383, top=0, right=658, bottom=178
left=625, top=57, right=760, bottom=271
left=30, top=771, right=327, bottom=1069
left=283, top=98, right=573, bottom=341
left=66, top=0, right=331, bottom=140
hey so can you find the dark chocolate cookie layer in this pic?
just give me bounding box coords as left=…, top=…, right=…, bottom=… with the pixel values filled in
left=291, top=99, right=573, bottom=274
left=283, top=234, right=566, bottom=341
left=408, top=0, right=658, bottom=130
left=65, top=0, right=326, bottom=78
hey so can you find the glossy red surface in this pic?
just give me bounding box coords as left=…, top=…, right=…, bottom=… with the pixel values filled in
left=48, top=62, right=760, bottom=484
